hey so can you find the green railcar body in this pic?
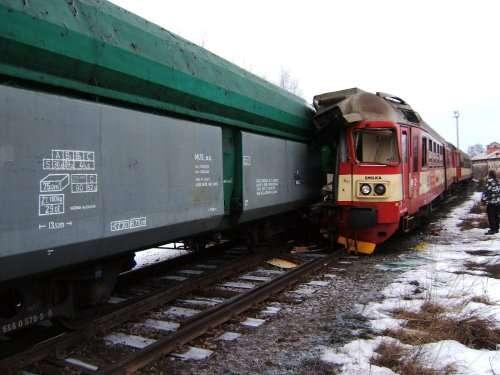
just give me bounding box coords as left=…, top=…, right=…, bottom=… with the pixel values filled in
left=0, top=2, right=321, bottom=333
left=0, top=0, right=313, bottom=141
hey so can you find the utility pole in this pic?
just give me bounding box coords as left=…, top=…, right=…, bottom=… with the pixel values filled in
left=453, top=110, right=460, bottom=150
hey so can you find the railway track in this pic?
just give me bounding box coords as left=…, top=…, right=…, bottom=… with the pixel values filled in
left=0, top=242, right=232, bottom=357
left=0, top=243, right=261, bottom=372
left=1, top=244, right=341, bottom=374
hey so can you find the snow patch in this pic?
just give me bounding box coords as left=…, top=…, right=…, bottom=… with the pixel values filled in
left=104, top=332, right=155, bottom=349
left=260, top=306, right=281, bottom=316
left=322, top=192, right=500, bottom=374
left=307, top=280, right=330, bottom=287
left=218, top=332, right=242, bottom=341
left=164, top=306, right=200, bottom=319
left=320, top=337, right=400, bottom=375
left=420, top=340, right=500, bottom=375
left=241, top=317, right=266, bottom=327
left=133, top=247, right=187, bottom=270
left=141, top=319, right=179, bottom=332
left=172, top=346, right=213, bottom=361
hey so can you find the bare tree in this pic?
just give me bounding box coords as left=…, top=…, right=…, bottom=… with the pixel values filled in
left=278, top=67, right=302, bottom=97
left=468, top=144, right=485, bottom=157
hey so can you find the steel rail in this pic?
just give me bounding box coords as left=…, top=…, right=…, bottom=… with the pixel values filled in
left=100, top=252, right=336, bottom=375
left=0, top=251, right=268, bottom=373
left=65, top=241, right=236, bottom=324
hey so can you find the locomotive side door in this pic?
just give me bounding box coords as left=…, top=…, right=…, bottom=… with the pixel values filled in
left=400, top=128, right=410, bottom=213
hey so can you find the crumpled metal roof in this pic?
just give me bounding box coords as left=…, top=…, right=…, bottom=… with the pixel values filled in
left=313, top=88, right=410, bottom=124
left=312, top=88, right=447, bottom=144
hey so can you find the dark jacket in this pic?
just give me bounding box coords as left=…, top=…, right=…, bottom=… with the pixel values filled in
left=482, top=177, right=500, bottom=205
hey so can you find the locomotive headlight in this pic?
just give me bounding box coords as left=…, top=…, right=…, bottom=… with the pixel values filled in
left=360, top=183, right=372, bottom=195
left=374, top=183, right=386, bottom=195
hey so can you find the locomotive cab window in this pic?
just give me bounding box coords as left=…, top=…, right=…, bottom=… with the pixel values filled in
left=354, top=128, right=399, bottom=164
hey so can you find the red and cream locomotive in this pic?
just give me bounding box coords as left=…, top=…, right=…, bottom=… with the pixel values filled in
left=314, top=89, right=471, bottom=254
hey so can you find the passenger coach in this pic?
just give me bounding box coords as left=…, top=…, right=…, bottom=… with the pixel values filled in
left=313, top=89, right=471, bottom=254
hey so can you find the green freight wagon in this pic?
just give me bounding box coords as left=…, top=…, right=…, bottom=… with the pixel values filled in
left=0, top=0, right=320, bottom=333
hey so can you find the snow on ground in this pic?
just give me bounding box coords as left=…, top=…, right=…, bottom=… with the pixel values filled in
left=321, top=191, right=500, bottom=374
left=133, top=244, right=188, bottom=270
left=321, top=336, right=402, bottom=375
left=420, top=340, right=500, bottom=375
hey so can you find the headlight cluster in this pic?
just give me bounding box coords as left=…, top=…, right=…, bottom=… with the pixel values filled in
left=360, top=184, right=372, bottom=195
left=374, top=183, right=386, bottom=195
left=359, top=183, right=387, bottom=196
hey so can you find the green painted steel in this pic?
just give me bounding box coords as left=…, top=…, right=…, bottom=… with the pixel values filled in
left=222, top=128, right=236, bottom=213
left=0, top=0, right=313, bottom=141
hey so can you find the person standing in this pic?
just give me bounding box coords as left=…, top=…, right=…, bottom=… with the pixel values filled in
left=482, top=170, right=500, bottom=235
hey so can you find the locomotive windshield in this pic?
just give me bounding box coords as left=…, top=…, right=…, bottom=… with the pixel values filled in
left=354, top=128, right=399, bottom=164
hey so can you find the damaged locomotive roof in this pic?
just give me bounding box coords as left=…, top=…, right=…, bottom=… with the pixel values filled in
left=313, top=88, right=422, bottom=128
left=312, top=88, right=447, bottom=143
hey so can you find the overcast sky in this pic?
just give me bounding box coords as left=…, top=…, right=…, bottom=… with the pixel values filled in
left=109, top=0, right=499, bottom=152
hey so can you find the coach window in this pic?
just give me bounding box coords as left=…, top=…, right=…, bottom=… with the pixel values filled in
left=413, top=137, right=419, bottom=171
left=422, top=137, right=428, bottom=167
left=353, top=128, right=399, bottom=164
